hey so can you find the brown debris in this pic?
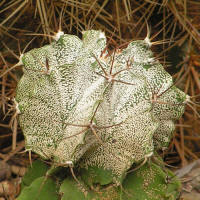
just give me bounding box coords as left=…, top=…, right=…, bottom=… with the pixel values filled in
left=0, top=0, right=200, bottom=199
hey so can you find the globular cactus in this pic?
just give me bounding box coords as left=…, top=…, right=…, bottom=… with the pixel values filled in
left=16, top=30, right=188, bottom=198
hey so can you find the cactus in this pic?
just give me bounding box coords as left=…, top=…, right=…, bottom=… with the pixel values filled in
left=18, top=159, right=181, bottom=200
left=16, top=30, right=188, bottom=199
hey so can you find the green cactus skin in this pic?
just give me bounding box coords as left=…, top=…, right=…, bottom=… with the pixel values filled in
left=17, top=159, right=181, bottom=200
left=16, top=30, right=188, bottom=183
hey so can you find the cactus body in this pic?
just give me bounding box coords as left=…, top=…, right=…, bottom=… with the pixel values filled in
left=16, top=30, right=188, bottom=181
